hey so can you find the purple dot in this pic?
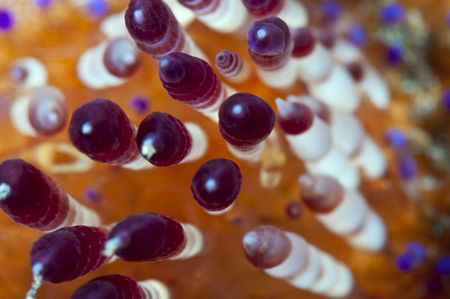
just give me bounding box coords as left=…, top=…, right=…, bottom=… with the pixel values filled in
left=436, top=255, right=450, bottom=276
left=396, top=153, right=417, bottom=180
left=32, top=0, right=53, bottom=9
left=386, top=127, right=408, bottom=150
left=285, top=202, right=302, bottom=219
left=348, top=24, right=367, bottom=47
left=321, top=1, right=342, bottom=23
left=442, top=89, right=450, bottom=111
left=129, top=96, right=150, bottom=114
left=84, top=187, right=100, bottom=203
left=87, top=0, right=108, bottom=18
left=397, top=253, right=414, bottom=271
left=446, top=10, right=450, bottom=28
left=386, top=44, right=404, bottom=65
left=380, top=3, right=405, bottom=25
left=0, top=9, right=14, bottom=32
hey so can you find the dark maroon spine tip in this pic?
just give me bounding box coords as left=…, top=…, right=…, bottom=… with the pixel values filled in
left=0, top=158, right=69, bottom=231
left=242, top=225, right=292, bottom=269
left=136, top=111, right=192, bottom=167
left=247, top=17, right=291, bottom=69
left=104, top=37, right=141, bottom=78
left=71, top=274, right=142, bottom=299
left=125, top=0, right=171, bottom=45
left=71, top=280, right=120, bottom=299
left=276, top=99, right=314, bottom=135
left=292, top=28, right=316, bottom=58
left=218, top=93, right=276, bottom=148
left=159, top=52, right=220, bottom=107
left=28, top=86, right=67, bottom=136
left=298, top=174, right=343, bottom=214
left=347, top=62, right=365, bottom=82
left=108, top=213, right=185, bottom=262
left=30, top=226, right=109, bottom=283
left=191, top=158, right=242, bottom=212
left=242, top=0, right=284, bottom=17
left=68, top=98, right=135, bottom=164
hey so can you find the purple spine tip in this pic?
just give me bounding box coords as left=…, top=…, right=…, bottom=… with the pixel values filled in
left=0, top=9, right=14, bottom=32
left=396, top=153, right=417, bottom=180
left=87, top=0, right=109, bottom=18
left=380, top=3, right=405, bottom=25
left=348, top=24, right=367, bottom=47
left=321, top=0, right=342, bottom=23
left=386, top=127, right=408, bottom=150
left=442, top=89, right=450, bottom=111
left=436, top=255, right=450, bottom=276
left=191, top=158, right=242, bottom=212
left=103, top=37, right=141, bottom=78
left=247, top=18, right=287, bottom=56
left=218, top=92, right=276, bottom=148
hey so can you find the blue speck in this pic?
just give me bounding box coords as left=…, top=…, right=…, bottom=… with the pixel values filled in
left=396, top=153, right=417, bottom=180
left=0, top=9, right=14, bottom=32
left=321, top=1, right=342, bottom=23
left=87, top=0, right=108, bottom=18
left=32, top=0, right=53, bottom=9
left=380, top=3, right=405, bottom=25
left=386, top=44, right=404, bottom=65
left=442, top=89, right=450, bottom=111
left=436, top=255, right=450, bottom=276
left=397, top=253, right=414, bottom=271
left=348, top=24, right=367, bottom=47
left=129, top=96, right=150, bottom=114
left=386, top=127, right=408, bottom=150
left=396, top=242, right=426, bottom=272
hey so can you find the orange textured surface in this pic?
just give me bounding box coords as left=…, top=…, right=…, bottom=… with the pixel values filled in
left=0, top=1, right=450, bottom=299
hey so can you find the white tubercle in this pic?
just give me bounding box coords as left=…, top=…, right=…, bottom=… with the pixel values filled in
left=163, top=0, right=196, bottom=28
left=11, top=57, right=48, bottom=88
left=331, top=39, right=363, bottom=65
left=309, top=65, right=360, bottom=112
left=284, top=115, right=331, bottom=161
left=329, top=107, right=363, bottom=156
left=195, top=0, right=248, bottom=33
left=138, top=279, right=172, bottom=299
left=276, top=0, right=308, bottom=28
left=256, top=58, right=297, bottom=89
left=170, top=223, right=203, bottom=260
left=316, top=189, right=368, bottom=235
left=358, top=65, right=391, bottom=109
left=353, top=136, right=387, bottom=179
left=10, top=94, right=38, bottom=137
left=294, top=42, right=332, bottom=84
left=227, top=141, right=266, bottom=163
left=121, top=154, right=155, bottom=170
left=181, top=122, right=209, bottom=163
left=77, top=41, right=126, bottom=89
left=0, top=183, right=10, bottom=201
left=102, top=236, right=122, bottom=258
left=264, top=232, right=354, bottom=298
left=100, top=10, right=129, bottom=39
left=305, top=144, right=360, bottom=190
left=347, top=210, right=387, bottom=252
left=57, top=195, right=101, bottom=231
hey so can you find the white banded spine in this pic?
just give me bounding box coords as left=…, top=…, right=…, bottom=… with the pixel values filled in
left=77, top=41, right=126, bottom=89
left=264, top=232, right=354, bottom=298
left=10, top=57, right=48, bottom=88
left=255, top=58, right=297, bottom=89
left=181, top=122, right=208, bottom=163
left=276, top=0, right=308, bottom=28
left=10, top=94, right=38, bottom=137
left=309, top=65, right=360, bottom=113
left=227, top=141, right=266, bottom=163
left=194, top=0, right=248, bottom=33
left=170, top=223, right=204, bottom=260
left=138, top=279, right=171, bottom=299
left=294, top=42, right=332, bottom=84
left=57, top=195, right=101, bottom=230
